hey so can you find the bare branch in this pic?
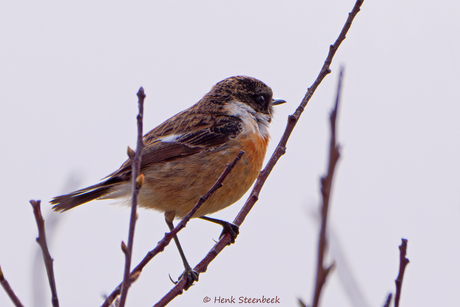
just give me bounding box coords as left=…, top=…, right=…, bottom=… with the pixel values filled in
left=32, top=174, right=82, bottom=307
left=118, top=87, right=146, bottom=307
left=101, top=151, right=244, bottom=307
left=394, top=239, right=409, bottom=307
left=30, top=200, right=59, bottom=307
left=156, top=0, right=364, bottom=304
left=0, top=266, right=25, bottom=307
left=311, top=67, right=344, bottom=307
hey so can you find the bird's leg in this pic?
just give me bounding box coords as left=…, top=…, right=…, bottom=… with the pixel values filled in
left=200, top=216, right=239, bottom=243
left=165, top=215, right=199, bottom=290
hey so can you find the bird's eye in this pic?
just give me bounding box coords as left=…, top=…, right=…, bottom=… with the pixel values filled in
left=257, top=95, right=265, bottom=103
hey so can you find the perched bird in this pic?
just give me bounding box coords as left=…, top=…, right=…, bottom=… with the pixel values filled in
left=51, top=76, right=285, bottom=287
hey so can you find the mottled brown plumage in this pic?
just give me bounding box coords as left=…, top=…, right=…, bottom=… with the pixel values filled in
left=51, top=76, right=284, bottom=220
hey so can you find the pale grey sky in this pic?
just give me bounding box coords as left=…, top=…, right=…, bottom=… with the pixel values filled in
left=1, top=1, right=459, bottom=306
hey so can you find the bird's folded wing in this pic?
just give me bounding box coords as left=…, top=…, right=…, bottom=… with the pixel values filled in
left=106, top=115, right=243, bottom=179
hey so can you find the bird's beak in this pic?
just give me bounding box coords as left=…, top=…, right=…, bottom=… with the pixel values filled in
left=272, top=98, right=287, bottom=106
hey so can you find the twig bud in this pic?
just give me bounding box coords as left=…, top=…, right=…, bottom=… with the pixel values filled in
left=127, top=146, right=135, bottom=159
left=130, top=271, right=141, bottom=283
left=121, top=241, right=128, bottom=255
left=136, top=174, right=144, bottom=189
left=298, top=298, right=307, bottom=307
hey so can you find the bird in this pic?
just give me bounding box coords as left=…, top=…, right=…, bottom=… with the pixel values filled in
left=51, top=75, right=285, bottom=288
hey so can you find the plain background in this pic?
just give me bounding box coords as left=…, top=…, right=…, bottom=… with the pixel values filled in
left=1, top=1, right=459, bottom=306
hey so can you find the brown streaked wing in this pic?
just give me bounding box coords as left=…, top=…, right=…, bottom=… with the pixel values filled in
left=106, top=115, right=242, bottom=179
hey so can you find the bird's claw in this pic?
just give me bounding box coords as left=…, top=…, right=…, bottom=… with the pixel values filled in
left=219, top=222, right=239, bottom=243
left=169, top=269, right=199, bottom=290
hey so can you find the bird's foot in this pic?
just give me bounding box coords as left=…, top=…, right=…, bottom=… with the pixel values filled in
left=170, top=269, right=199, bottom=290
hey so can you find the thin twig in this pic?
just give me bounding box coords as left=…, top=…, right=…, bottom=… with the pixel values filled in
left=394, top=239, right=409, bottom=307
left=0, top=266, right=25, bottom=307
left=33, top=175, right=81, bottom=307
left=101, top=151, right=244, bottom=307
left=311, top=67, right=344, bottom=307
left=383, top=293, right=392, bottom=307
left=118, top=87, right=146, bottom=307
left=156, top=0, right=364, bottom=304
left=30, top=200, right=59, bottom=307
left=235, top=0, right=364, bottom=226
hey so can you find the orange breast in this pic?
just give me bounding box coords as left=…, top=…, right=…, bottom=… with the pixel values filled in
left=137, top=123, right=270, bottom=219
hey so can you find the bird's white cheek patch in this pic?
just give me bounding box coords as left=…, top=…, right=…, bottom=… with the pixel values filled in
left=256, top=114, right=271, bottom=140
left=225, top=100, right=271, bottom=138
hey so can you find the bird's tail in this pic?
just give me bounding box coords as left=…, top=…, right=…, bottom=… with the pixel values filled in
left=51, top=180, right=121, bottom=212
